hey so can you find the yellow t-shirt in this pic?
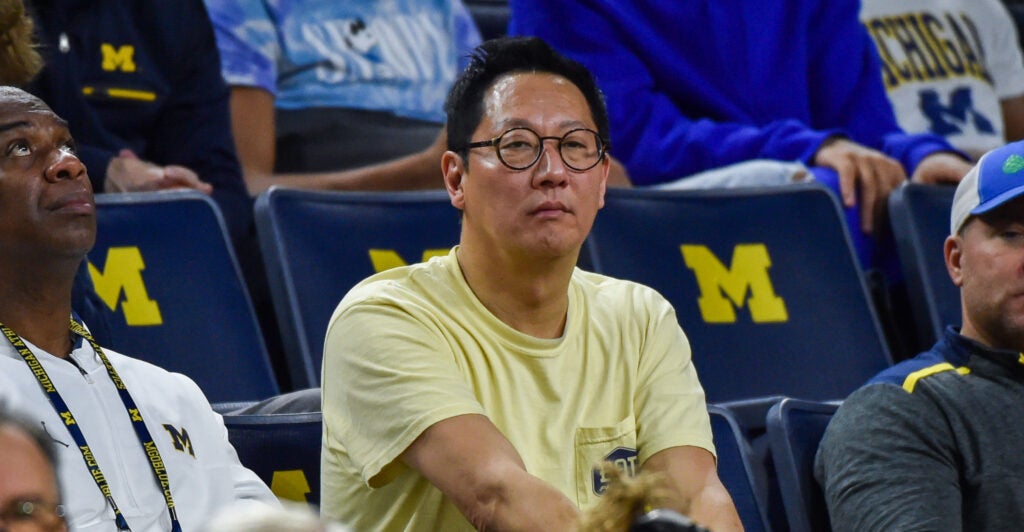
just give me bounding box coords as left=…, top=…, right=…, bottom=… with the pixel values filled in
left=321, top=248, right=713, bottom=531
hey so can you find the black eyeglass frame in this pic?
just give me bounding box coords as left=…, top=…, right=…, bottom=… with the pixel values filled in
left=457, top=127, right=610, bottom=172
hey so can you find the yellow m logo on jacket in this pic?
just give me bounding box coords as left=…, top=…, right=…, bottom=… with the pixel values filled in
left=162, top=424, right=195, bottom=457
left=101, top=44, right=136, bottom=72
left=681, top=244, right=788, bottom=323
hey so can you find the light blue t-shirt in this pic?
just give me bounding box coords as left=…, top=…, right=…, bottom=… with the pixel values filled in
left=206, top=0, right=482, bottom=123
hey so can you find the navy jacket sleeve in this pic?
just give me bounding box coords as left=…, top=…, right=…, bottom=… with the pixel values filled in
left=804, top=0, right=958, bottom=173
left=26, top=0, right=251, bottom=243
left=508, top=0, right=958, bottom=186
left=143, top=0, right=251, bottom=243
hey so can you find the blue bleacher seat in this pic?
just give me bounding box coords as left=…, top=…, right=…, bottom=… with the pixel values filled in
left=89, top=191, right=279, bottom=405
left=709, top=404, right=770, bottom=531
left=887, top=183, right=959, bottom=349
left=585, top=184, right=892, bottom=404
left=254, top=188, right=460, bottom=388
left=224, top=411, right=322, bottom=504
left=765, top=398, right=839, bottom=532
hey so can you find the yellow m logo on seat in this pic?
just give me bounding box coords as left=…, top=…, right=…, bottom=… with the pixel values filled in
left=101, top=44, right=136, bottom=72
left=681, top=244, right=788, bottom=323
left=271, top=470, right=311, bottom=502
left=368, top=248, right=450, bottom=272
left=88, top=247, right=162, bottom=326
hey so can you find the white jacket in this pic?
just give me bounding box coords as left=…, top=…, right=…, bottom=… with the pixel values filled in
left=0, top=333, right=277, bottom=531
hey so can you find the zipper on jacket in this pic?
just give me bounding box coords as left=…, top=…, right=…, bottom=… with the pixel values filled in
left=58, top=32, right=69, bottom=53
left=66, top=353, right=93, bottom=384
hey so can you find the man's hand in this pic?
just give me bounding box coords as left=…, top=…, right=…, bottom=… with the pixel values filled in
left=813, top=138, right=905, bottom=234
left=909, top=152, right=972, bottom=185
left=105, top=149, right=213, bottom=194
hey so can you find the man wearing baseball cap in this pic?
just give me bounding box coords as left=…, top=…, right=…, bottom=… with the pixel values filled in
left=815, top=140, right=1024, bottom=530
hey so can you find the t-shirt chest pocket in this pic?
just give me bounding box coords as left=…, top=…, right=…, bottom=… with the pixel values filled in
left=574, top=416, right=638, bottom=509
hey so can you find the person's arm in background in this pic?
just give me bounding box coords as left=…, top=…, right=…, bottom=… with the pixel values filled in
left=510, top=0, right=842, bottom=186
left=105, top=149, right=212, bottom=194
left=805, top=0, right=970, bottom=186
left=210, top=0, right=481, bottom=196
left=509, top=0, right=916, bottom=231
left=229, top=85, right=451, bottom=194
left=401, top=414, right=580, bottom=530
left=145, top=0, right=251, bottom=243
left=20, top=0, right=214, bottom=198
left=1003, top=96, right=1024, bottom=143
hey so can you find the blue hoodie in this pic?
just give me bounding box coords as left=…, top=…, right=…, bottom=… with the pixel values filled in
left=508, top=0, right=958, bottom=186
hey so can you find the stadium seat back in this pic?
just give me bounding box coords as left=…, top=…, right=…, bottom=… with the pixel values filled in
left=254, top=188, right=460, bottom=388
left=89, top=191, right=279, bottom=404
left=709, top=404, right=771, bottom=532
left=585, top=184, right=891, bottom=402
left=224, top=412, right=322, bottom=504
left=888, top=183, right=959, bottom=349
left=765, top=398, right=839, bottom=532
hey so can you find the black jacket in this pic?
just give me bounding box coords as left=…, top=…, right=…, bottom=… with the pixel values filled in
left=27, top=0, right=251, bottom=241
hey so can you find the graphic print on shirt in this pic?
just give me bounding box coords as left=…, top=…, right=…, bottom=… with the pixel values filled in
left=592, top=447, right=639, bottom=495
left=863, top=10, right=996, bottom=139
left=920, top=86, right=995, bottom=136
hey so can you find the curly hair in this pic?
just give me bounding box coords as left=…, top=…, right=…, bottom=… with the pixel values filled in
left=577, top=462, right=676, bottom=531
left=0, top=0, right=43, bottom=87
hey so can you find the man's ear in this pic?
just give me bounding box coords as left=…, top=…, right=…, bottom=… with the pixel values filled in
left=442, top=151, right=466, bottom=211
left=945, top=234, right=964, bottom=287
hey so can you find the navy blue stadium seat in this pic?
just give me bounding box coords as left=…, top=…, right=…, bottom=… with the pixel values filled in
left=888, top=183, right=959, bottom=349
left=254, top=188, right=460, bottom=388
left=585, top=184, right=892, bottom=403
left=224, top=412, right=322, bottom=504
left=89, top=191, right=279, bottom=405
left=709, top=404, right=770, bottom=532
left=765, top=398, right=839, bottom=532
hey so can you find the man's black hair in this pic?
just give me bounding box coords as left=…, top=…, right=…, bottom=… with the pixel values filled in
left=444, top=36, right=610, bottom=156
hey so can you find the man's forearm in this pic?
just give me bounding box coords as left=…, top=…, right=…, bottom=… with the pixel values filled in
left=644, top=446, right=743, bottom=532
left=401, top=414, right=580, bottom=531
left=460, top=468, right=579, bottom=531
left=685, top=484, right=744, bottom=532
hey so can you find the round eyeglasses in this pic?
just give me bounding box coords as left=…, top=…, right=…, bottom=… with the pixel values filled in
left=459, top=127, right=608, bottom=171
left=0, top=499, right=66, bottom=530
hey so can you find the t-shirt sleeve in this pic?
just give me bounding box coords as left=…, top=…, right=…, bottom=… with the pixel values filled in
left=322, top=298, right=486, bottom=488
left=633, top=291, right=714, bottom=464
left=814, top=383, right=962, bottom=531
left=982, top=0, right=1024, bottom=99
left=204, top=0, right=279, bottom=93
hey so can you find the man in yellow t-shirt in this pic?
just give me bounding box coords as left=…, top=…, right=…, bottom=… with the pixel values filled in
left=321, top=36, right=743, bottom=532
